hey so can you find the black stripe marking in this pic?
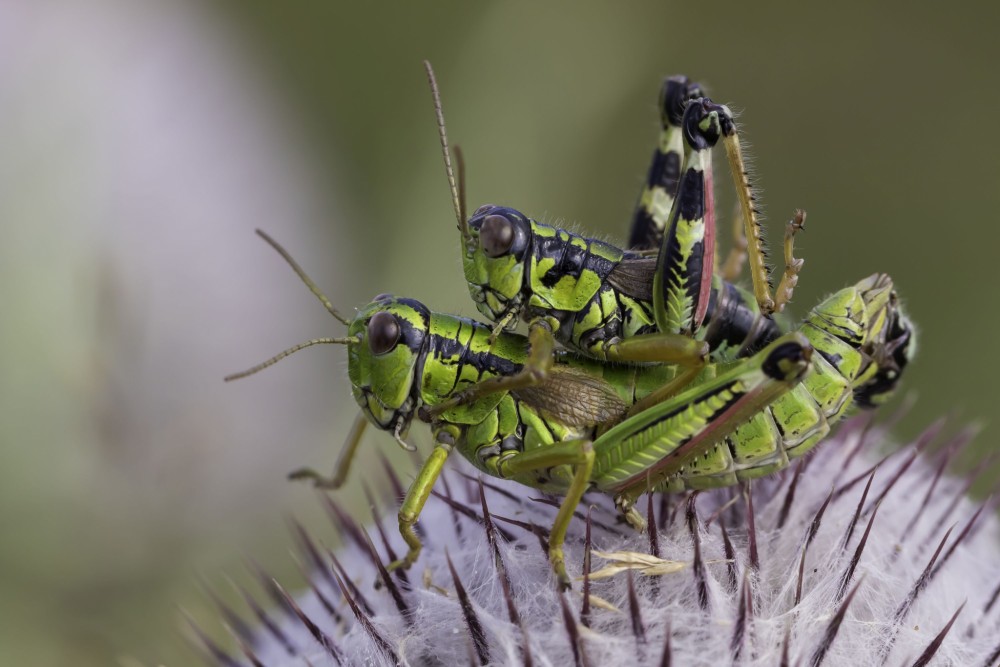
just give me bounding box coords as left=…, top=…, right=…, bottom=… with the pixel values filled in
left=702, top=283, right=781, bottom=355
left=627, top=208, right=659, bottom=250
left=676, top=168, right=705, bottom=222
left=536, top=229, right=617, bottom=289
left=633, top=382, right=741, bottom=436
left=428, top=334, right=522, bottom=379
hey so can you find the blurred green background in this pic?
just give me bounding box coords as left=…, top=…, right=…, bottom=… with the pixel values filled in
left=2, top=1, right=997, bottom=665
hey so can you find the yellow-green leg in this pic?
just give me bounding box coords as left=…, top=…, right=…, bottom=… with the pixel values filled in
left=723, top=133, right=776, bottom=315
left=624, top=365, right=703, bottom=420
left=287, top=411, right=368, bottom=489
left=603, top=331, right=709, bottom=365
left=387, top=440, right=452, bottom=572
left=500, top=438, right=595, bottom=590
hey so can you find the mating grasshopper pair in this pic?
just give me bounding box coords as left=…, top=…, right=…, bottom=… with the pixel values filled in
left=227, top=65, right=914, bottom=589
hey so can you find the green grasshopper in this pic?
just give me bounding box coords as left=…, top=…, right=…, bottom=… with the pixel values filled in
left=421, top=64, right=804, bottom=418
left=227, top=230, right=913, bottom=588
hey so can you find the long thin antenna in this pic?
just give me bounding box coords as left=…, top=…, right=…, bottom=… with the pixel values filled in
left=423, top=60, right=469, bottom=243
left=453, top=144, right=467, bottom=226
left=255, top=229, right=351, bottom=326
left=224, top=336, right=360, bottom=382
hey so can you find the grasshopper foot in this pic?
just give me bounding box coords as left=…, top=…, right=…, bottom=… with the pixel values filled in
left=550, top=549, right=573, bottom=591
left=287, top=467, right=342, bottom=489
left=615, top=494, right=647, bottom=532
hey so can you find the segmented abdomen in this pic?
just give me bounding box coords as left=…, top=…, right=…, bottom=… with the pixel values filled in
left=459, top=393, right=589, bottom=495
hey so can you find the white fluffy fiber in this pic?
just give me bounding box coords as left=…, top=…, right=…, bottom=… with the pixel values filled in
left=207, top=416, right=1000, bottom=667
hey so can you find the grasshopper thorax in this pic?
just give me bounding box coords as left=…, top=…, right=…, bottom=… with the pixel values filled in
left=463, top=204, right=532, bottom=329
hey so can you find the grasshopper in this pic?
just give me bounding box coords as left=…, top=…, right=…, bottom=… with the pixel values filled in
left=421, top=64, right=804, bottom=418
left=227, top=230, right=913, bottom=588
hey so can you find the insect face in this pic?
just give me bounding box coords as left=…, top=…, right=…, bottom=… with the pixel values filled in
left=463, top=205, right=531, bottom=328
left=347, top=295, right=430, bottom=437
left=802, top=273, right=914, bottom=406
left=854, top=285, right=916, bottom=408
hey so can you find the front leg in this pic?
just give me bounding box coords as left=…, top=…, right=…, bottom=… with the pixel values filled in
left=387, top=435, right=453, bottom=573
left=287, top=411, right=368, bottom=488
left=427, top=320, right=555, bottom=417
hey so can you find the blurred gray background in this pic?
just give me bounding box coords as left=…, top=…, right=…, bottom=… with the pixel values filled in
left=2, top=1, right=997, bottom=665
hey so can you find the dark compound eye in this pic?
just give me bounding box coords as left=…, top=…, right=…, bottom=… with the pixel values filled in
left=480, top=214, right=515, bottom=257
left=367, top=311, right=400, bottom=355
left=473, top=204, right=494, bottom=216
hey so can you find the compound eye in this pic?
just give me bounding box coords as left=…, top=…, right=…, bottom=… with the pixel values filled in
left=473, top=204, right=494, bottom=216
left=367, top=311, right=400, bottom=355
left=480, top=214, right=515, bottom=258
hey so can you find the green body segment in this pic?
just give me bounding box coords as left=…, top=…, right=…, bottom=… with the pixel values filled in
left=527, top=224, right=624, bottom=314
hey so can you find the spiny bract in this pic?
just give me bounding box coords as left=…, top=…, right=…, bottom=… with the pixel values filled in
left=192, top=415, right=1000, bottom=667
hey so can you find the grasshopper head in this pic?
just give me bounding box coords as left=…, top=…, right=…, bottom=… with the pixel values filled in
left=347, top=295, right=431, bottom=440
left=462, top=204, right=531, bottom=329
left=852, top=275, right=916, bottom=407
left=806, top=274, right=915, bottom=407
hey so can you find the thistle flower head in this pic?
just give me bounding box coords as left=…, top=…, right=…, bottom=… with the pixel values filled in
left=193, top=415, right=1000, bottom=666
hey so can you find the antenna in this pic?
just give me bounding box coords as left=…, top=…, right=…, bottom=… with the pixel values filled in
left=423, top=60, right=469, bottom=242
left=224, top=336, right=359, bottom=382
left=454, top=144, right=467, bottom=226
left=255, top=229, right=351, bottom=326
left=224, top=229, right=358, bottom=382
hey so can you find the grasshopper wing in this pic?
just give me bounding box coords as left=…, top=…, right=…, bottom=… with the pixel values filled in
left=607, top=256, right=656, bottom=301
left=513, top=365, right=628, bottom=427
